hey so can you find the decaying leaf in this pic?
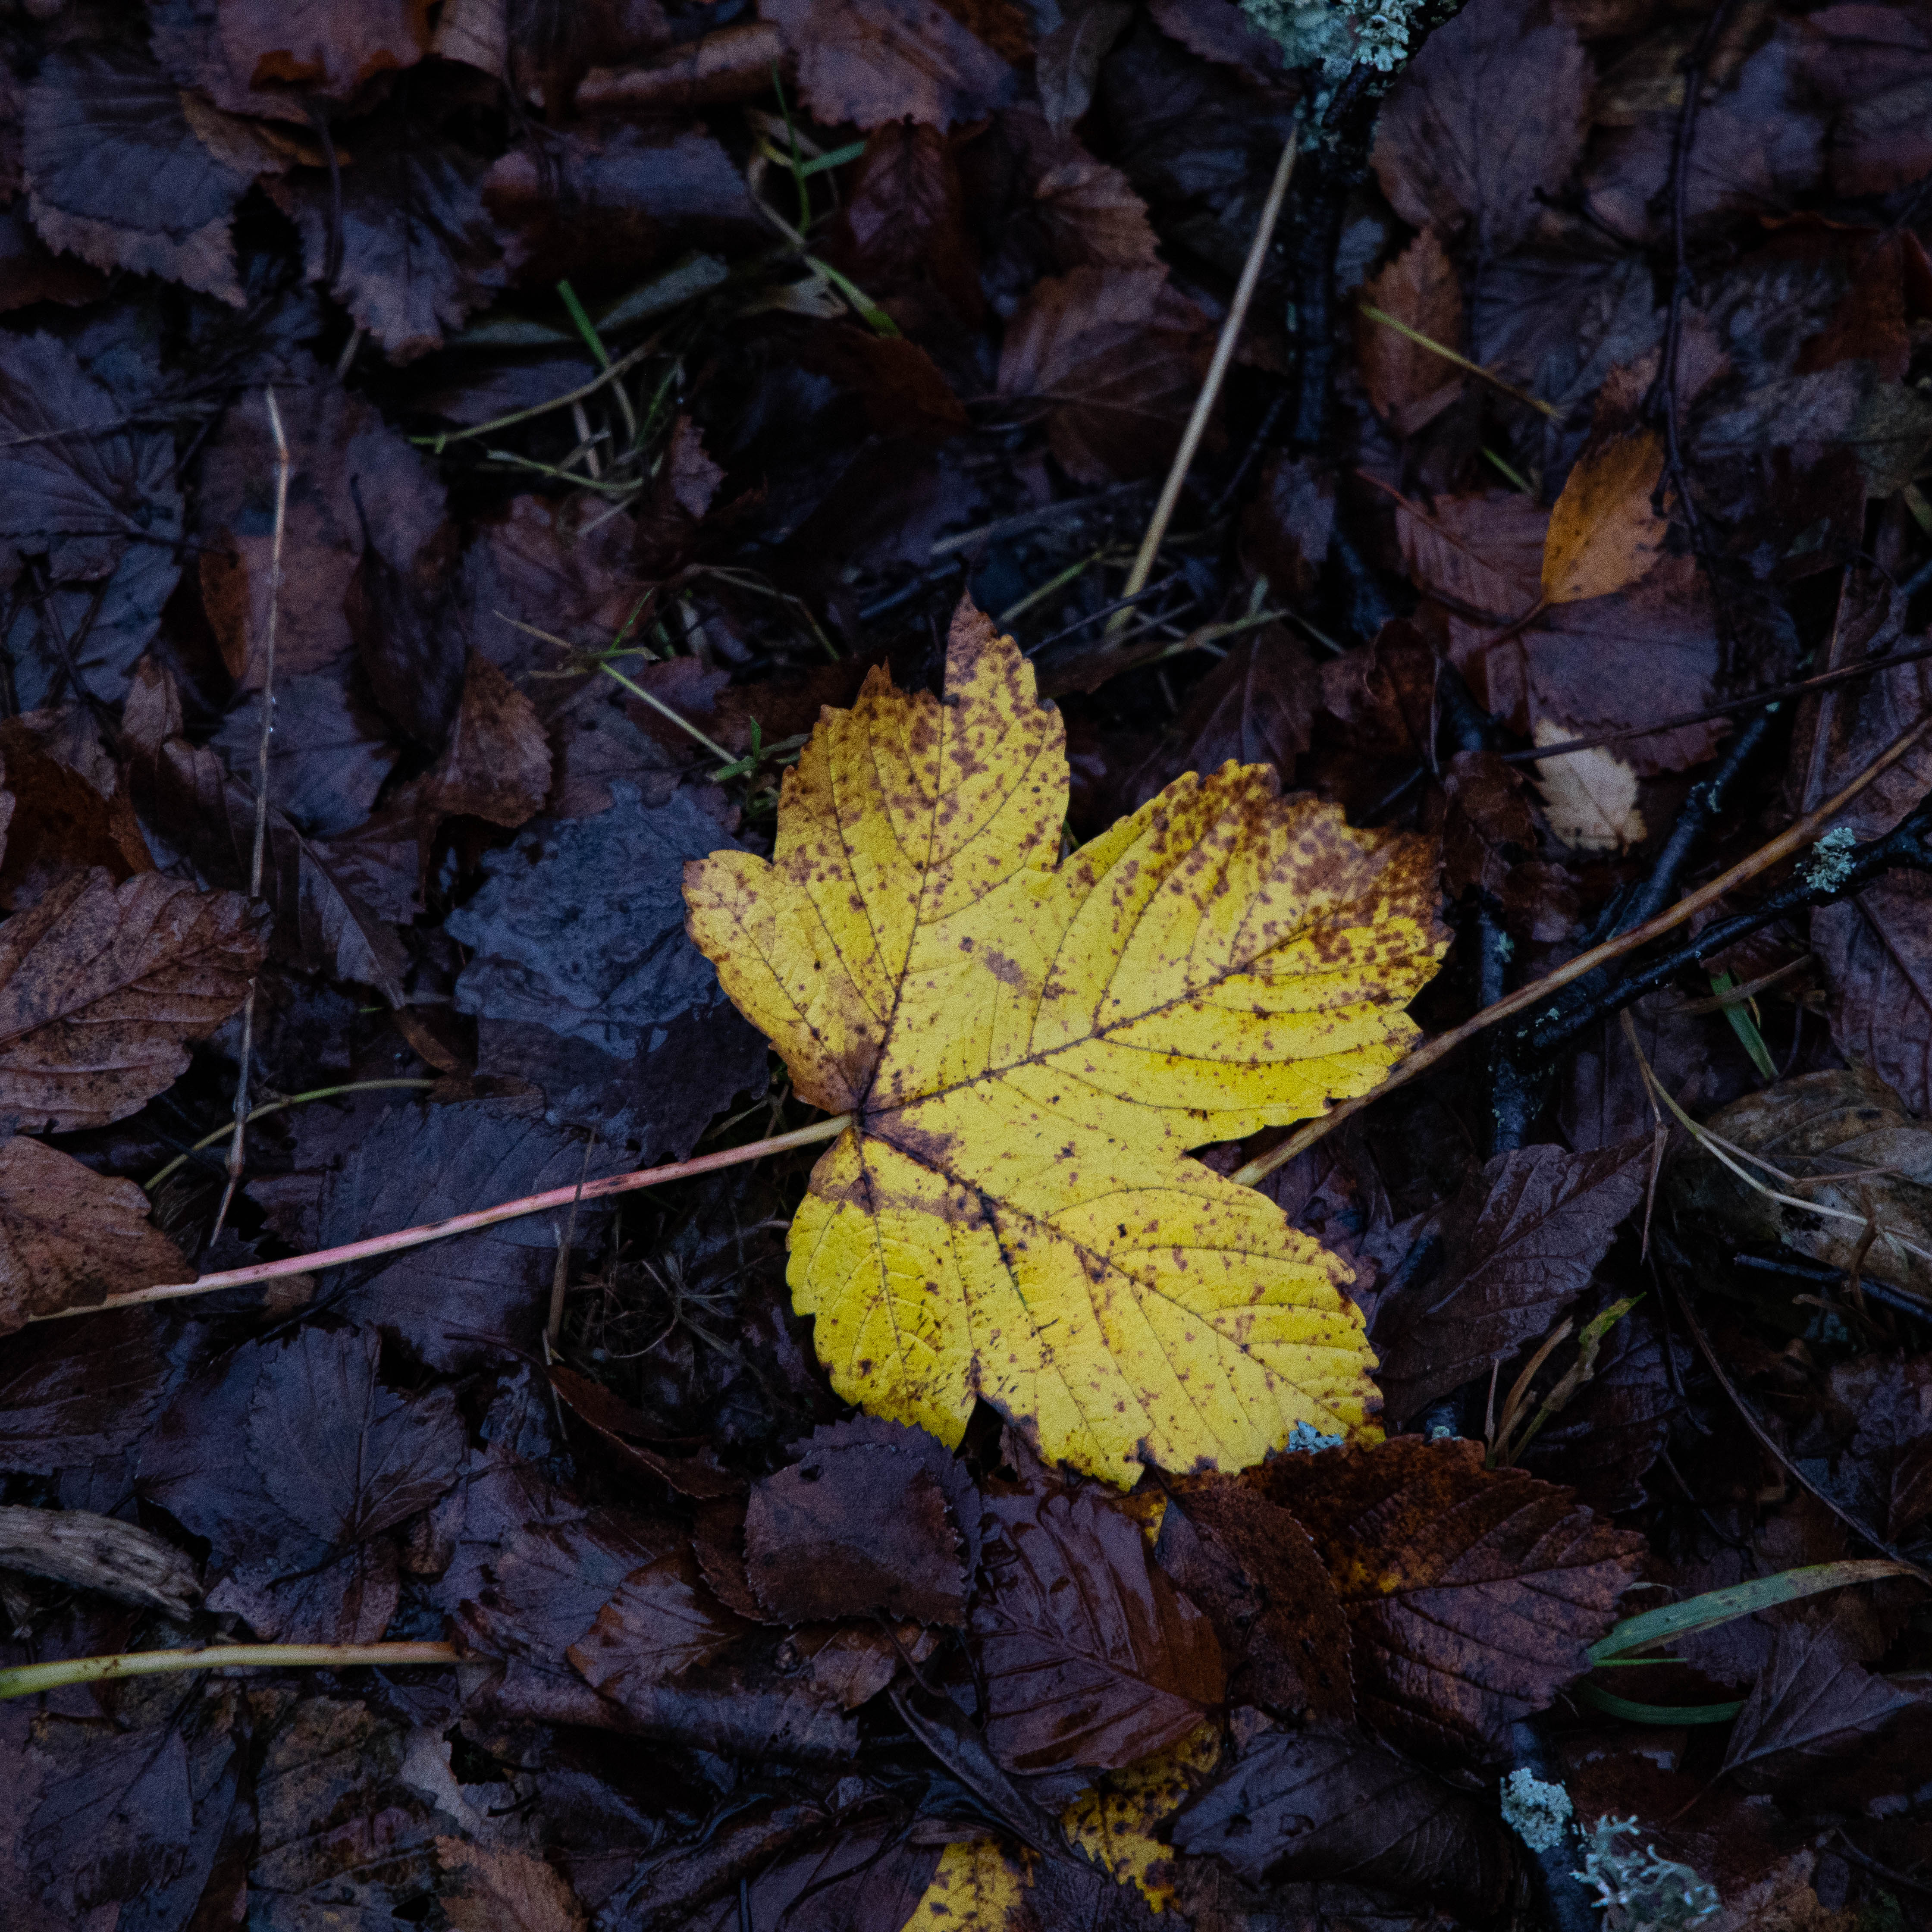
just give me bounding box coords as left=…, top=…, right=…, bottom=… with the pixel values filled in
left=685, top=601, right=1446, bottom=1484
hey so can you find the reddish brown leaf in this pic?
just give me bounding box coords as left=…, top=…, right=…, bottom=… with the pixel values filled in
left=997, top=266, right=1212, bottom=483
left=0, top=710, right=151, bottom=913
left=744, top=1419, right=973, bottom=1626
left=484, top=126, right=765, bottom=295
left=822, top=120, right=984, bottom=329
left=794, top=328, right=969, bottom=447
left=1239, top=456, right=1336, bottom=607
left=971, top=1480, right=1225, bottom=1779
left=1827, top=1355, right=1932, bottom=1544
left=0, top=868, right=263, bottom=1133
left=1358, top=230, right=1464, bottom=431
left=764, top=0, right=1019, bottom=130
left=0, top=1136, right=186, bottom=1335
left=436, top=1840, right=585, bottom=1932
left=1156, top=1479, right=1355, bottom=1726
left=1372, top=0, right=1590, bottom=254
left=1172, top=1726, right=1510, bottom=1916
left=568, top=1548, right=757, bottom=1695
left=575, top=23, right=790, bottom=113
left=422, top=652, right=551, bottom=832
left=1433, top=749, right=1539, bottom=901
left=1373, top=1140, right=1650, bottom=1424
left=1266, top=1438, right=1645, bottom=1762
left=1540, top=428, right=1669, bottom=604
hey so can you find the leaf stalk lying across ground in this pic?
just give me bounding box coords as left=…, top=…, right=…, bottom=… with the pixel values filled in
left=0, top=1642, right=460, bottom=1702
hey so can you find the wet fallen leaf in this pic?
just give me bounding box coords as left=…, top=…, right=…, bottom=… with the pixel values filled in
left=1541, top=428, right=1669, bottom=604
left=1261, top=1437, right=1646, bottom=1761
left=686, top=602, right=1446, bottom=1484
left=1532, top=727, right=1647, bottom=852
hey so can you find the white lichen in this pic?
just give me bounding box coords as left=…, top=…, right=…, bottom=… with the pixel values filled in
left=1240, top=0, right=1424, bottom=75
left=1574, top=1815, right=1719, bottom=1929
left=1500, top=1768, right=1573, bottom=1853
left=1285, top=1420, right=1345, bottom=1453
left=1800, top=824, right=1858, bottom=892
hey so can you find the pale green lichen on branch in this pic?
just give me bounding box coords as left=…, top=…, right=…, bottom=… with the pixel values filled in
left=1240, top=0, right=1425, bottom=73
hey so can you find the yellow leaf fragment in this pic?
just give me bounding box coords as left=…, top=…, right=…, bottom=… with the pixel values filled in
left=900, top=1838, right=1035, bottom=1931
left=897, top=1722, right=1224, bottom=1928
left=1062, top=1719, right=1224, bottom=1910
left=686, top=601, right=1447, bottom=1486
left=1540, top=428, right=1669, bottom=605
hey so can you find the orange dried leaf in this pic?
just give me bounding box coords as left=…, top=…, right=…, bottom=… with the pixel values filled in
left=1541, top=428, right=1669, bottom=605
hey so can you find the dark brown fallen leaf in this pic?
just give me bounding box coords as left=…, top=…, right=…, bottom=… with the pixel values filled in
left=1357, top=229, right=1465, bottom=430
left=567, top=1547, right=756, bottom=1695
left=210, top=666, right=400, bottom=837
left=436, top=1839, right=586, bottom=1932
left=124, top=660, right=410, bottom=1002
left=1155, top=1479, right=1355, bottom=1726
left=1722, top=1598, right=1928, bottom=1791
left=23, top=45, right=260, bottom=304
left=972, top=1477, right=1225, bottom=1783
left=1828, top=1355, right=1932, bottom=1544
left=1372, top=1139, right=1650, bottom=1423
left=153, top=0, right=432, bottom=117
left=0, top=709, right=151, bottom=912
left=1037, top=0, right=1135, bottom=126
left=1172, top=1725, right=1510, bottom=1917
left=421, top=652, right=552, bottom=833
left=1372, top=0, right=1590, bottom=254
left=745, top=1417, right=975, bottom=1625
left=1263, top=1437, right=1645, bottom=1763
left=997, top=264, right=1213, bottom=483
left=0, top=868, right=264, bottom=1133
left=1520, top=1300, right=1680, bottom=1514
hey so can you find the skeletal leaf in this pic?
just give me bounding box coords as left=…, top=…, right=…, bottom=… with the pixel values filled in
left=685, top=600, right=1446, bottom=1485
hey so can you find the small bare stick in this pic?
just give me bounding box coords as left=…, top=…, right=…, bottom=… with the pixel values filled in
left=1107, top=130, right=1299, bottom=635
left=1232, top=707, right=1932, bottom=1188
left=34, top=1114, right=853, bottom=1323
left=0, top=1641, right=459, bottom=1703
left=210, top=388, right=291, bottom=1246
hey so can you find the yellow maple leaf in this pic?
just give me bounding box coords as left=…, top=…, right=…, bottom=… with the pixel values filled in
left=685, top=602, right=1445, bottom=1486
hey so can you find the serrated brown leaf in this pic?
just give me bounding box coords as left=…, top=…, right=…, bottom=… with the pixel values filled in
left=972, top=1480, right=1225, bottom=1781
left=0, top=868, right=263, bottom=1133
left=1722, top=1600, right=1927, bottom=1792
left=997, top=267, right=1213, bottom=483
left=1358, top=229, right=1464, bottom=430
left=1373, top=1139, right=1650, bottom=1423
left=765, top=0, right=1018, bottom=129
left=1372, top=0, right=1590, bottom=254
left=1264, top=1438, right=1645, bottom=1762
left=1156, top=1480, right=1354, bottom=1726
left=1172, top=1726, right=1509, bottom=1916
left=0, top=1135, right=187, bottom=1335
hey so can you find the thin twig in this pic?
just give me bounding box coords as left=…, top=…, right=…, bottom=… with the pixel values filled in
left=1107, top=131, right=1299, bottom=635
left=0, top=1641, right=459, bottom=1703
left=1233, top=709, right=1932, bottom=1187
left=33, top=1115, right=854, bottom=1324
left=145, top=1078, right=439, bottom=1191
left=210, top=388, right=290, bottom=1248
left=1356, top=303, right=1561, bottom=419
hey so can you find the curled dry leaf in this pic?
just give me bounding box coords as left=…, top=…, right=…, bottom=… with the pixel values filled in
left=1261, top=1437, right=1646, bottom=1762
left=684, top=601, right=1447, bottom=1484
left=0, top=868, right=265, bottom=1132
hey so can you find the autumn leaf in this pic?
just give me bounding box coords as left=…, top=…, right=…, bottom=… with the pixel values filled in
left=1540, top=428, right=1669, bottom=605
left=685, top=601, right=1446, bottom=1485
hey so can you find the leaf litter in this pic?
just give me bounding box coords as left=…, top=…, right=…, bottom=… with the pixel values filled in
left=3, top=0, right=1932, bottom=1927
